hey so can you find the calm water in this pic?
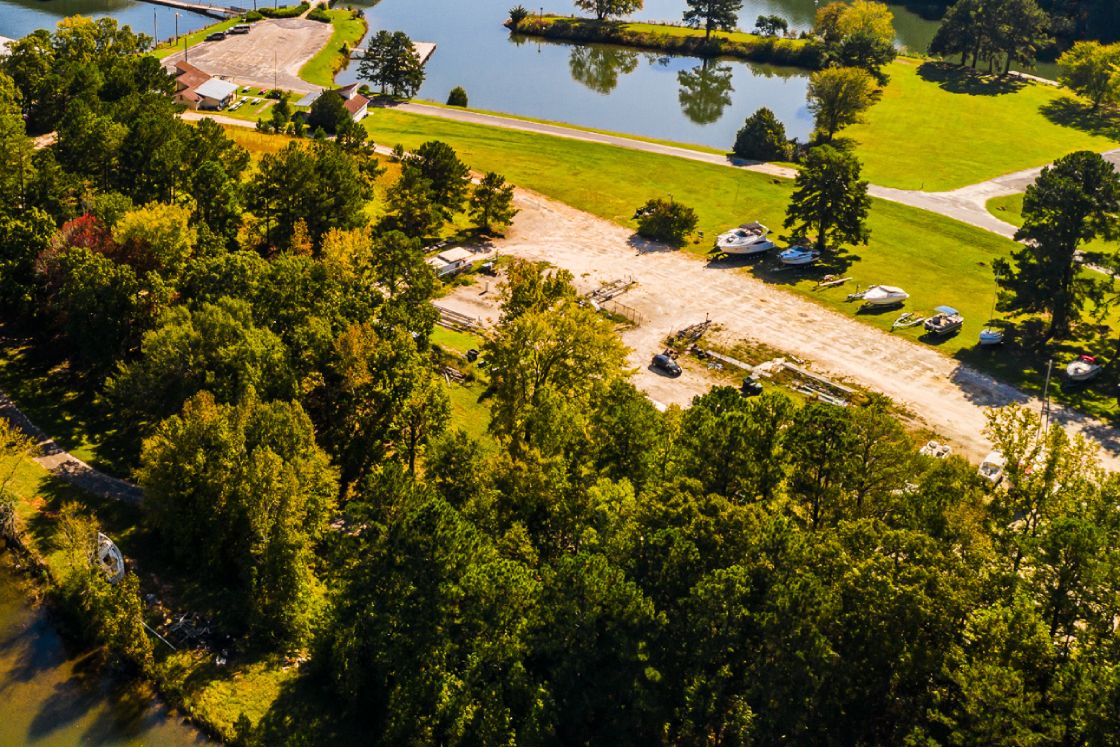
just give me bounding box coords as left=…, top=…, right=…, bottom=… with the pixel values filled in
left=0, top=0, right=211, bottom=44
left=0, top=561, right=207, bottom=747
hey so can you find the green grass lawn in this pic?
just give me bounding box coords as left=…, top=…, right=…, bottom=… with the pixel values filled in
left=364, top=107, right=1017, bottom=361
left=150, top=18, right=240, bottom=61
left=299, top=10, right=367, bottom=88
left=845, top=58, right=1120, bottom=190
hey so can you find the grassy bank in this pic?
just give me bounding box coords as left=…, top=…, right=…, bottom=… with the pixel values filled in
left=510, top=16, right=821, bottom=69
left=299, top=9, right=368, bottom=88
left=846, top=58, right=1120, bottom=190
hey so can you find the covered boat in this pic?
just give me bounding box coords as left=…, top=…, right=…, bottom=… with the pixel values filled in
left=777, top=246, right=820, bottom=266
left=978, top=328, right=1004, bottom=346
left=716, top=222, right=775, bottom=255
left=1066, top=355, right=1102, bottom=382
left=978, top=451, right=1006, bottom=484
left=924, top=305, right=964, bottom=336
left=860, top=285, right=909, bottom=307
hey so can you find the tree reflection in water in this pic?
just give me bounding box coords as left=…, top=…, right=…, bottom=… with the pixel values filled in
left=568, top=45, right=640, bottom=94
left=677, top=59, right=734, bottom=124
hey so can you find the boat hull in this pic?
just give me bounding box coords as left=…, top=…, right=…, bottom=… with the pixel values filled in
left=719, top=239, right=775, bottom=255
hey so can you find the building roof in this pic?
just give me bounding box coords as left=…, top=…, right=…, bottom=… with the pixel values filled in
left=436, top=248, right=474, bottom=264
left=343, top=94, right=370, bottom=116
left=295, top=90, right=321, bottom=108
left=332, top=82, right=361, bottom=100
left=176, top=89, right=202, bottom=103
left=173, top=61, right=211, bottom=90
left=193, top=78, right=239, bottom=101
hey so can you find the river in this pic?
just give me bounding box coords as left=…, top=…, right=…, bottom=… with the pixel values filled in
left=0, top=560, right=207, bottom=747
left=0, top=0, right=211, bottom=45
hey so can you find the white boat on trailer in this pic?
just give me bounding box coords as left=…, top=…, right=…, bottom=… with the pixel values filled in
left=777, top=246, right=820, bottom=266
left=1066, top=355, right=1102, bottom=382
left=715, top=222, right=776, bottom=255
left=859, top=285, right=909, bottom=307
left=978, top=328, right=1004, bottom=346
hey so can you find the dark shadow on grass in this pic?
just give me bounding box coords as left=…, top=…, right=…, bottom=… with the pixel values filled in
left=916, top=61, right=1026, bottom=95
left=255, top=667, right=367, bottom=745
left=919, top=331, right=959, bottom=345
left=747, top=248, right=855, bottom=286
left=629, top=234, right=679, bottom=254
left=1039, top=97, right=1120, bottom=141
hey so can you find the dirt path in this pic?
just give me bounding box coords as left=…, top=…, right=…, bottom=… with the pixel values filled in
left=0, top=393, right=142, bottom=505
left=485, top=188, right=1120, bottom=469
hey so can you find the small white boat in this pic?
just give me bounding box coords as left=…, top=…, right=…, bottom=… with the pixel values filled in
left=919, top=440, right=951, bottom=459
left=777, top=246, right=820, bottom=266
left=978, top=328, right=1004, bottom=346
left=978, top=451, right=1006, bottom=484
left=924, top=305, right=964, bottom=336
left=715, top=222, right=776, bottom=255
left=1066, top=355, right=1102, bottom=382
left=891, top=311, right=926, bottom=330
left=860, top=285, right=909, bottom=307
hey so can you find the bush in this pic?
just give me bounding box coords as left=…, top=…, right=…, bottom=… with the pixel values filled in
left=508, top=5, right=530, bottom=28
left=447, top=86, right=468, bottom=107
left=733, top=107, right=790, bottom=162
left=307, top=6, right=331, bottom=22
left=243, top=10, right=263, bottom=21
left=635, top=198, right=698, bottom=247
left=259, top=2, right=309, bottom=19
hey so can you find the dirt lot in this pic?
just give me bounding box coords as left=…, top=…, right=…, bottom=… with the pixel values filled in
left=438, top=187, right=1120, bottom=469
left=161, top=18, right=331, bottom=94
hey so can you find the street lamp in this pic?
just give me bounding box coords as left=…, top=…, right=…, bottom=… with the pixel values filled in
left=174, top=11, right=179, bottom=45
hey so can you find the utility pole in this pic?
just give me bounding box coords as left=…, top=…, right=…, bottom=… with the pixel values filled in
left=274, top=50, right=277, bottom=90
left=153, top=11, right=157, bottom=46
left=1041, top=358, right=1054, bottom=433
left=174, top=11, right=179, bottom=45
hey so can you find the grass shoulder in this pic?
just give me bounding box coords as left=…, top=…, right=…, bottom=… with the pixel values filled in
left=509, top=15, right=821, bottom=69
left=150, top=18, right=240, bottom=61
left=299, top=9, right=368, bottom=89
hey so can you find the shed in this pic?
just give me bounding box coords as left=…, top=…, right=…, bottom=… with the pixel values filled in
left=427, top=247, right=475, bottom=277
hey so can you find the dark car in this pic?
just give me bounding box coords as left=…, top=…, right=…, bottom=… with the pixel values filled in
left=741, top=377, right=764, bottom=397
left=205, top=31, right=226, bottom=41
left=651, top=353, right=682, bottom=377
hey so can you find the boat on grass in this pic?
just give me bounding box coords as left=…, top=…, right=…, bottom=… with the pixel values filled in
left=777, top=246, right=820, bottom=266
left=924, top=306, right=964, bottom=336
left=715, top=222, right=775, bottom=255
left=978, top=328, right=1004, bottom=346
left=859, top=285, right=909, bottom=307
left=1066, top=355, right=1102, bottom=382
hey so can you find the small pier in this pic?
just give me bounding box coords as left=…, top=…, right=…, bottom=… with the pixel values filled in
left=351, top=41, right=437, bottom=63
left=138, top=0, right=244, bottom=20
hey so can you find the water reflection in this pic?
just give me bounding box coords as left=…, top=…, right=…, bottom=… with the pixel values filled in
left=677, top=60, right=734, bottom=124
left=568, top=45, right=640, bottom=95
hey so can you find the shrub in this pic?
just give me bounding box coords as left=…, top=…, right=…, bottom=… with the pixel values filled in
left=635, top=198, right=698, bottom=247
left=243, top=10, right=263, bottom=21
left=259, top=2, right=309, bottom=19
left=307, top=6, right=331, bottom=22
left=447, top=86, right=468, bottom=107
left=508, top=5, right=530, bottom=28
left=733, top=107, right=790, bottom=162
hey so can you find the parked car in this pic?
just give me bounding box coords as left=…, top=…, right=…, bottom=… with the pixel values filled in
left=651, top=353, right=682, bottom=377
left=741, top=377, right=763, bottom=397
left=205, top=31, right=226, bottom=41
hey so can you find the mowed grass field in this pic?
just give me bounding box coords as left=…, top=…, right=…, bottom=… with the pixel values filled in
left=363, top=107, right=1017, bottom=359
left=299, top=10, right=367, bottom=88
left=846, top=58, right=1120, bottom=190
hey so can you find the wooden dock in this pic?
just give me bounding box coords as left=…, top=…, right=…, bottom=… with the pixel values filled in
left=138, top=0, right=244, bottom=20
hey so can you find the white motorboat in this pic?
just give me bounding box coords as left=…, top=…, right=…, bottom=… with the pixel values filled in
left=716, top=222, right=775, bottom=255
left=978, top=451, right=1006, bottom=484
left=1066, top=355, right=1102, bottom=382
left=919, top=440, right=951, bottom=459
left=860, top=285, right=909, bottom=307
left=924, top=305, right=964, bottom=336
left=978, top=328, right=1004, bottom=346
left=777, top=246, right=820, bottom=266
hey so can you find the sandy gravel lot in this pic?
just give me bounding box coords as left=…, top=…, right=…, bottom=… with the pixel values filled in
left=161, top=18, right=331, bottom=94
left=440, top=187, right=1120, bottom=469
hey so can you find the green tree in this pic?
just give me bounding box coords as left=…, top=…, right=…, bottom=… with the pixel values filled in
left=111, top=201, right=196, bottom=280
left=446, top=85, right=468, bottom=106
left=308, top=90, right=350, bottom=134
left=815, top=0, right=897, bottom=80
left=754, top=14, right=789, bottom=36
left=683, top=0, right=744, bottom=41
left=405, top=140, right=471, bottom=218
left=806, top=66, right=880, bottom=142
left=384, top=166, right=444, bottom=239
left=994, top=0, right=1052, bottom=74
left=469, top=171, right=518, bottom=233
left=993, top=151, right=1120, bottom=338
left=357, top=30, right=425, bottom=97
left=575, top=0, right=644, bottom=21
left=139, top=392, right=337, bottom=645
left=635, top=197, right=699, bottom=246
left=784, top=402, right=856, bottom=528
left=1058, top=41, right=1120, bottom=111
left=783, top=144, right=871, bottom=252
left=732, top=107, right=789, bottom=161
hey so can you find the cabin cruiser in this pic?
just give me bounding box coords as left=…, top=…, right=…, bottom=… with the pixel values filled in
left=777, top=246, right=820, bottom=266
left=1066, top=355, right=1102, bottom=382
left=978, top=451, right=1006, bottom=484
left=924, top=305, right=964, bottom=336
left=715, top=222, right=775, bottom=255
left=860, top=285, right=909, bottom=307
